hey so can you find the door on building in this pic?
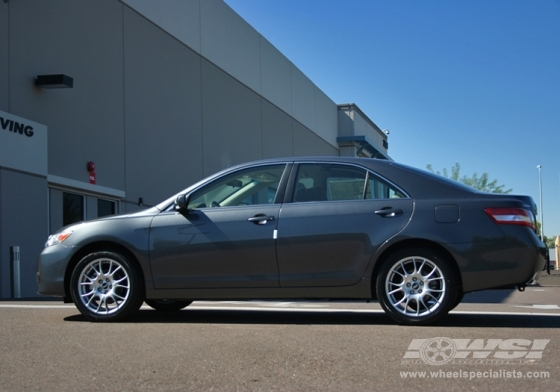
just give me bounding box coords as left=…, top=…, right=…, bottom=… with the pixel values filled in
left=49, top=188, right=119, bottom=233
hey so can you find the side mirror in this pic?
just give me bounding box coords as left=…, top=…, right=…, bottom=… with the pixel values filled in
left=175, top=194, right=190, bottom=211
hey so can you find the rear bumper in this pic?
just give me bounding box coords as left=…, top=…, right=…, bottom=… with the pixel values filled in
left=454, top=235, right=548, bottom=293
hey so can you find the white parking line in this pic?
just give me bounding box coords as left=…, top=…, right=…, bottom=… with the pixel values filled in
left=0, top=304, right=74, bottom=309
left=451, top=309, right=560, bottom=316
left=1, top=303, right=559, bottom=317
left=186, top=305, right=385, bottom=313
left=514, top=304, right=560, bottom=310
left=188, top=306, right=560, bottom=317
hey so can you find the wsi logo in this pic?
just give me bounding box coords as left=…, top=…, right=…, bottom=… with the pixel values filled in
left=403, top=337, right=550, bottom=365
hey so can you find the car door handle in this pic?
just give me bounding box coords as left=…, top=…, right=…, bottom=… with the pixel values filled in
left=248, top=215, right=276, bottom=225
left=374, top=208, right=404, bottom=218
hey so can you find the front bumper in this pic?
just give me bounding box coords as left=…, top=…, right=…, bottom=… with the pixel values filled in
left=36, top=244, right=75, bottom=297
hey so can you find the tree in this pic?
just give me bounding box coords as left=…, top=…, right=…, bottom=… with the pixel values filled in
left=426, top=163, right=512, bottom=194
left=536, top=222, right=556, bottom=247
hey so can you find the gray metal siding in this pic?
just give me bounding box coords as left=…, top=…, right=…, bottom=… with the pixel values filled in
left=0, top=169, right=47, bottom=298
left=0, top=3, right=8, bottom=111
left=124, top=0, right=340, bottom=149
left=8, top=0, right=125, bottom=189
left=123, top=7, right=204, bottom=209
left=201, top=58, right=263, bottom=176
left=293, top=121, right=339, bottom=157
left=261, top=100, right=294, bottom=158
left=48, top=188, right=63, bottom=234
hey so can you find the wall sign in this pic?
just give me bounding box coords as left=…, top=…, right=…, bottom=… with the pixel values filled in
left=0, top=110, right=48, bottom=176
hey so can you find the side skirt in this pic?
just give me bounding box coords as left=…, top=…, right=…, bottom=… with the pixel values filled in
left=145, top=277, right=372, bottom=301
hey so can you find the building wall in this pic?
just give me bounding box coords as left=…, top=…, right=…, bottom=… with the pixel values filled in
left=337, top=104, right=390, bottom=159
left=0, top=3, right=8, bottom=111
left=4, top=0, right=340, bottom=208
left=200, top=58, right=264, bottom=176
left=123, top=6, right=204, bottom=205
left=0, top=0, right=345, bottom=298
left=293, top=122, right=339, bottom=157
left=8, top=1, right=126, bottom=190
left=122, top=0, right=340, bottom=149
left=0, top=169, right=48, bottom=298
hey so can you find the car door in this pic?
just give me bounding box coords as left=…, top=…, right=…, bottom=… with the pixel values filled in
left=276, top=162, right=413, bottom=287
left=149, top=163, right=288, bottom=289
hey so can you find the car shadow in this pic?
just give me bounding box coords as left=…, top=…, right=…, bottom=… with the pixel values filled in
left=64, top=308, right=560, bottom=328
left=65, top=309, right=394, bottom=325
left=461, top=289, right=516, bottom=303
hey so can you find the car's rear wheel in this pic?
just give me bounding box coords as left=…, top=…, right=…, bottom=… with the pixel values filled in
left=145, top=299, right=192, bottom=312
left=70, top=251, right=144, bottom=322
left=376, top=247, right=458, bottom=325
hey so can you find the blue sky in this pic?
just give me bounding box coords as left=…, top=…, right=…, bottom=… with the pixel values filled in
left=224, top=0, right=560, bottom=238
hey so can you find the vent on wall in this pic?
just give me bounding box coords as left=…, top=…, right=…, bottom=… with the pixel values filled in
left=35, top=74, right=74, bottom=89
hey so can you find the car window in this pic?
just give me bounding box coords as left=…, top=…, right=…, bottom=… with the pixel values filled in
left=365, top=176, right=406, bottom=199
left=293, top=163, right=405, bottom=202
left=188, top=164, right=286, bottom=209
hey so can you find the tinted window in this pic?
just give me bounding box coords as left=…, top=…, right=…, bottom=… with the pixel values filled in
left=98, top=199, right=116, bottom=217
left=365, top=177, right=406, bottom=199
left=63, top=192, right=84, bottom=226
left=293, top=163, right=405, bottom=202
left=188, top=164, right=286, bottom=209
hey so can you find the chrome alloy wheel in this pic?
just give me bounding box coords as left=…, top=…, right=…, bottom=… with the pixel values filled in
left=77, top=257, right=131, bottom=315
left=385, top=256, right=446, bottom=317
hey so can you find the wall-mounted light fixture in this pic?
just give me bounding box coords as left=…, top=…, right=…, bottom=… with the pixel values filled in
left=35, top=74, right=73, bottom=89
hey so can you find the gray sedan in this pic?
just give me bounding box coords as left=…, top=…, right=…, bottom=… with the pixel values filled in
left=37, top=157, right=547, bottom=325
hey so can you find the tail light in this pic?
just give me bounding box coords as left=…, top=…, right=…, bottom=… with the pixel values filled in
left=485, top=208, right=536, bottom=231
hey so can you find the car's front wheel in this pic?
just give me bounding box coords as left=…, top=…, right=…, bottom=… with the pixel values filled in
left=145, top=299, right=192, bottom=312
left=376, top=247, right=458, bottom=325
left=70, top=250, right=144, bottom=322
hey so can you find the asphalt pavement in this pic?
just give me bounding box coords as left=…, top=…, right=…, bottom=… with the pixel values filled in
left=1, top=285, right=559, bottom=391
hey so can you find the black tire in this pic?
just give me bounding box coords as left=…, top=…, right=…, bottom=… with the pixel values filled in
left=376, top=247, right=458, bottom=325
left=70, top=250, right=144, bottom=322
left=451, top=289, right=464, bottom=311
left=145, top=299, right=192, bottom=312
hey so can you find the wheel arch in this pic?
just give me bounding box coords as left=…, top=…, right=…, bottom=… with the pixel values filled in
left=63, top=241, right=146, bottom=301
left=370, top=239, right=463, bottom=299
